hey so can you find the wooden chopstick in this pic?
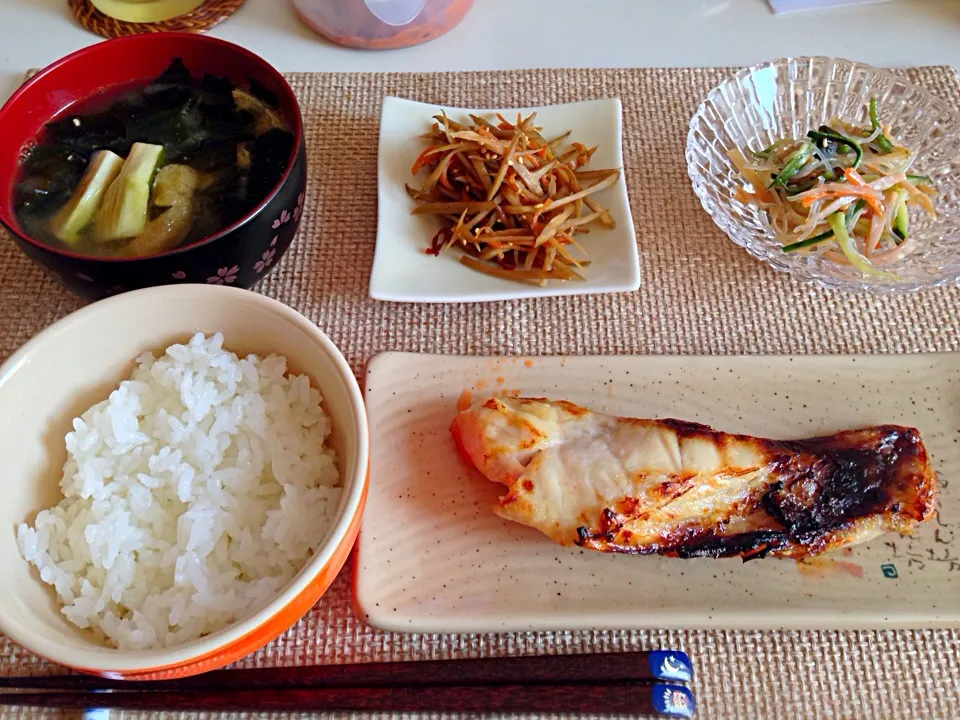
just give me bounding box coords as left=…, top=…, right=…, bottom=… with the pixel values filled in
left=0, top=652, right=696, bottom=716
left=0, top=650, right=693, bottom=691
left=0, top=682, right=696, bottom=716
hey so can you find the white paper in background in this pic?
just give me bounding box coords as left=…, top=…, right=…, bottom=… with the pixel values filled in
left=768, top=0, right=891, bottom=13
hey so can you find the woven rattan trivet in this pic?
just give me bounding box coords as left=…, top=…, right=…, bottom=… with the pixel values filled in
left=69, top=0, right=244, bottom=38
left=3, top=66, right=960, bottom=720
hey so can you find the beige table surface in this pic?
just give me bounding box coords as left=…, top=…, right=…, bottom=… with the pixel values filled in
left=2, top=61, right=960, bottom=719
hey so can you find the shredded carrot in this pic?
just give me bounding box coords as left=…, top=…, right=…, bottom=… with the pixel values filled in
left=800, top=186, right=885, bottom=217
left=412, top=145, right=442, bottom=175
left=731, top=99, right=939, bottom=278
left=844, top=167, right=868, bottom=187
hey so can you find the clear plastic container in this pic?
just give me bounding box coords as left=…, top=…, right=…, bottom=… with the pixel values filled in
left=291, top=0, right=474, bottom=50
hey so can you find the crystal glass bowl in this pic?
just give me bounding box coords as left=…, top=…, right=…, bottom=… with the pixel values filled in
left=686, top=57, right=960, bottom=293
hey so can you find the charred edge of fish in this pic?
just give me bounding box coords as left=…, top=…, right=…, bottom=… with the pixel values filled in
left=668, top=531, right=791, bottom=561
left=575, top=531, right=664, bottom=556
left=765, top=427, right=933, bottom=543
left=576, top=526, right=794, bottom=560
left=576, top=513, right=658, bottom=555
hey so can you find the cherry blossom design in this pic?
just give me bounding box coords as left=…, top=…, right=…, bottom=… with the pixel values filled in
left=254, top=246, right=277, bottom=274
left=271, top=209, right=292, bottom=229
left=171, top=270, right=187, bottom=280
left=77, top=272, right=93, bottom=282
left=292, top=192, right=305, bottom=221
left=207, top=265, right=239, bottom=285
left=270, top=236, right=278, bottom=247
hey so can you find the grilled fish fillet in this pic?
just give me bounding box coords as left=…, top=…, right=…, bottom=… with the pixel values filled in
left=451, top=397, right=936, bottom=560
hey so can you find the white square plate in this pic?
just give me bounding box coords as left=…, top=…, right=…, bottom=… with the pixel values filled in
left=370, top=96, right=640, bottom=303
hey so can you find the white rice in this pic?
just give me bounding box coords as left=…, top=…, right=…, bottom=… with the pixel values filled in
left=16, top=332, right=341, bottom=651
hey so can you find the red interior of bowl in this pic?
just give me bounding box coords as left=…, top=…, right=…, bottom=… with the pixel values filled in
left=0, top=34, right=302, bottom=260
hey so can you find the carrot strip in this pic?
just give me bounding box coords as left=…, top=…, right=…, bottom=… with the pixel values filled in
left=844, top=168, right=868, bottom=187
left=730, top=102, right=939, bottom=279
left=411, top=142, right=470, bottom=174
left=798, top=186, right=885, bottom=217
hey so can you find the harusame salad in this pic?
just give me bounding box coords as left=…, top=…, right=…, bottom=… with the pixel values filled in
left=729, top=99, right=938, bottom=278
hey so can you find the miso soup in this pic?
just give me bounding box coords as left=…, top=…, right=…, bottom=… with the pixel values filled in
left=13, top=58, right=295, bottom=258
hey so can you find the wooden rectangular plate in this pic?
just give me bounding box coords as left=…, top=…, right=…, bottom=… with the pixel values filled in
left=354, top=352, right=960, bottom=633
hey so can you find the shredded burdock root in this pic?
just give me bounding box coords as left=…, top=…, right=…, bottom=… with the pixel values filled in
left=407, top=112, right=621, bottom=286
left=729, top=98, right=939, bottom=279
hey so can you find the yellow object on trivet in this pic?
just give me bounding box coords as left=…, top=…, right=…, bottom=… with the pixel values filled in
left=89, top=0, right=203, bottom=22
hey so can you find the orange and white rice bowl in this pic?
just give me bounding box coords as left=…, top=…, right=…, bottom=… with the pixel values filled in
left=0, top=285, right=368, bottom=679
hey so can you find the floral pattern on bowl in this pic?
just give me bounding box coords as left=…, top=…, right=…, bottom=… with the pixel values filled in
left=254, top=237, right=280, bottom=274
left=207, top=266, right=240, bottom=285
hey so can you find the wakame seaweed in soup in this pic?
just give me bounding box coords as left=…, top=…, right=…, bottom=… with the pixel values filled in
left=13, top=58, right=295, bottom=258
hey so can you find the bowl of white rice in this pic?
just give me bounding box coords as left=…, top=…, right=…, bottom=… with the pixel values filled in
left=0, top=284, right=368, bottom=679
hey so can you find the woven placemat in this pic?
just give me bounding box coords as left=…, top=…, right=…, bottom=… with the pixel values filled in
left=69, top=0, right=245, bottom=38
left=3, top=66, right=960, bottom=719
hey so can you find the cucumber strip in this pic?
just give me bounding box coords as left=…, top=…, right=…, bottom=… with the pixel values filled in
left=828, top=211, right=897, bottom=279
left=806, top=129, right=863, bottom=169
left=768, top=142, right=814, bottom=189
left=869, top=98, right=895, bottom=154
left=51, top=150, right=124, bottom=243
left=782, top=229, right=833, bottom=252
left=94, top=142, right=164, bottom=243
